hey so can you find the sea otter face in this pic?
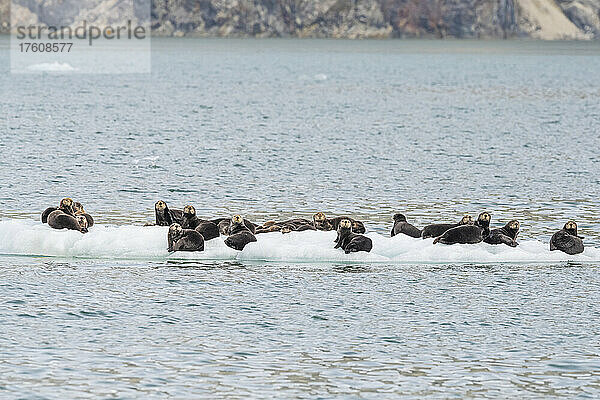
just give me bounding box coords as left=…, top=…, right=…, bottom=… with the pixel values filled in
left=73, top=202, right=85, bottom=215
left=393, top=213, right=407, bottom=222
left=155, top=201, right=167, bottom=212
left=183, top=205, right=196, bottom=216
left=509, top=220, right=520, bottom=231
left=60, top=198, right=75, bottom=214
left=76, top=215, right=88, bottom=233
left=313, top=212, right=332, bottom=230
left=478, top=212, right=491, bottom=223
left=564, top=221, right=578, bottom=235
left=460, top=215, right=473, bottom=225
left=313, top=212, right=326, bottom=223
left=339, top=219, right=352, bottom=230
left=169, top=223, right=183, bottom=239
left=232, top=215, right=243, bottom=224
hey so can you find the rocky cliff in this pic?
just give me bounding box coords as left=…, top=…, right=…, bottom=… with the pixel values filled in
left=2, top=0, right=599, bottom=39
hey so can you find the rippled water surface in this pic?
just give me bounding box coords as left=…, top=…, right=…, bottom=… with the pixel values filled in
left=2, top=260, right=600, bottom=398
left=1, top=38, right=600, bottom=397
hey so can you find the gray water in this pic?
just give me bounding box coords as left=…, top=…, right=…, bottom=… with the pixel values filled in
left=1, top=38, right=600, bottom=398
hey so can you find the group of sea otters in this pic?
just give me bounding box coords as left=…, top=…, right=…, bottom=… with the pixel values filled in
left=41, top=198, right=586, bottom=256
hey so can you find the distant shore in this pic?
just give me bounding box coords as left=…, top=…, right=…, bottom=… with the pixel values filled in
left=2, top=0, right=599, bottom=40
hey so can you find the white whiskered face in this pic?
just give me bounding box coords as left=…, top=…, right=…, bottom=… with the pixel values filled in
left=460, top=215, right=472, bottom=224
left=313, top=212, right=326, bottom=222
left=232, top=215, right=243, bottom=224
left=156, top=201, right=167, bottom=211
left=169, top=223, right=183, bottom=237
left=60, top=198, right=73, bottom=208
left=339, top=219, right=352, bottom=229
left=184, top=205, right=195, bottom=215
left=509, top=220, right=520, bottom=230
left=565, top=221, right=577, bottom=231
left=479, top=212, right=491, bottom=222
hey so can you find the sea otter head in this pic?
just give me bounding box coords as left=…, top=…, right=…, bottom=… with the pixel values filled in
left=313, top=212, right=332, bottom=230
left=168, top=223, right=183, bottom=240
left=351, top=221, right=364, bottom=233
left=393, top=213, right=407, bottom=222
left=76, top=215, right=88, bottom=233
left=155, top=200, right=167, bottom=212
left=183, top=205, right=196, bottom=216
left=505, top=220, right=520, bottom=238
left=338, top=218, right=352, bottom=232
left=564, top=221, right=579, bottom=237
left=313, top=212, right=326, bottom=223
left=59, top=198, right=75, bottom=215
left=73, top=202, right=85, bottom=215
left=231, top=214, right=243, bottom=224
left=459, top=215, right=474, bottom=225
left=167, top=223, right=183, bottom=251
left=477, top=212, right=491, bottom=228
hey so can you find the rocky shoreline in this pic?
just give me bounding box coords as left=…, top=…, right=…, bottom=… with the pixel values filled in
left=2, top=0, right=599, bottom=39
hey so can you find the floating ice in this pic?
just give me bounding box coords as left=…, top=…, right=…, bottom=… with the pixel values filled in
left=0, top=219, right=598, bottom=264
left=26, top=62, right=76, bottom=72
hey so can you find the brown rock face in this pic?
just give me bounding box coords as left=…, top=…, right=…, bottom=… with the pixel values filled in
left=1, top=0, right=596, bottom=39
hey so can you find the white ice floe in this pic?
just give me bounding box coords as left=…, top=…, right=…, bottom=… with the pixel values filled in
left=26, top=62, right=76, bottom=72
left=0, top=219, right=598, bottom=264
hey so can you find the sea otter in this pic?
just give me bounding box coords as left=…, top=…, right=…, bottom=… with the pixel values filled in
left=167, top=223, right=204, bottom=252
left=484, top=220, right=520, bottom=247
left=334, top=218, right=372, bottom=254
left=433, top=212, right=491, bottom=245
left=256, top=218, right=316, bottom=234
left=212, top=217, right=257, bottom=235
left=154, top=200, right=183, bottom=226
left=312, top=213, right=366, bottom=234
left=281, top=219, right=317, bottom=234
left=41, top=207, right=57, bottom=223
left=73, top=202, right=94, bottom=227
left=421, top=215, right=473, bottom=239
left=313, top=212, right=333, bottom=231
left=550, top=221, right=584, bottom=255
left=224, top=215, right=257, bottom=250
left=180, top=205, right=220, bottom=241
left=41, top=197, right=75, bottom=223
left=281, top=221, right=317, bottom=233
left=390, top=214, right=422, bottom=238
left=181, top=205, right=203, bottom=229
left=255, top=220, right=281, bottom=234
left=47, top=200, right=87, bottom=233
left=339, top=218, right=366, bottom=235
left=195, top=221, right=220, bottom=241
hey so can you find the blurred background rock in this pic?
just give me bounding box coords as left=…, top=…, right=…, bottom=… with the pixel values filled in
left=2, top=0, right=599, bottom=39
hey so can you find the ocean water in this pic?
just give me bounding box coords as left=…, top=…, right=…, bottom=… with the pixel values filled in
left=1, top=37, right=600, bottom=398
